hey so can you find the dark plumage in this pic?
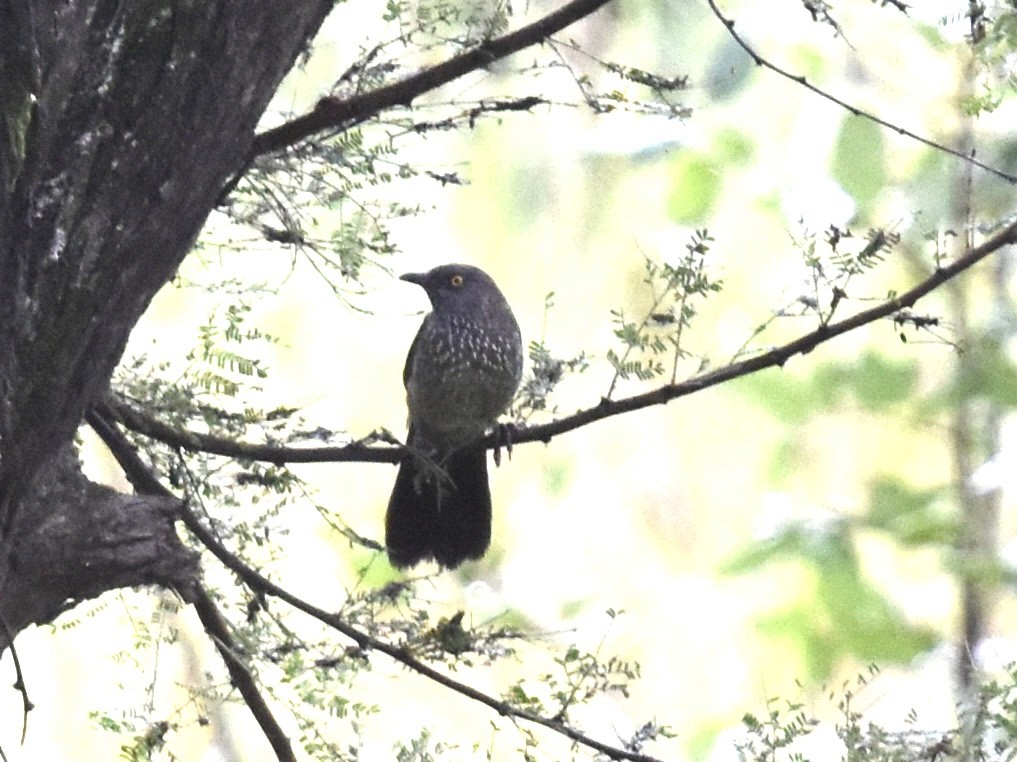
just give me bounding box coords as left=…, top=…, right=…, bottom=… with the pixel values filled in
left=385, top=264, right=523, bottom=569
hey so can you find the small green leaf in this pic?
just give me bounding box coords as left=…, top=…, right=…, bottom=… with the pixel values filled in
left=842, top=351, right=918, bottom=410
left=666, top=152, right=720, bottom=223
left=866, top=477, right=941, bottom=522
left=831, top=116, right=886, bottom=208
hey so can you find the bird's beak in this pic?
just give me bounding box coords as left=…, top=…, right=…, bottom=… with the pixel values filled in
left=400, top=272, right=427, bottom=287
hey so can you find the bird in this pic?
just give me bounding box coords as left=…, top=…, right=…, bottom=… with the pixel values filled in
left=385, top=263, right=523, bottom=570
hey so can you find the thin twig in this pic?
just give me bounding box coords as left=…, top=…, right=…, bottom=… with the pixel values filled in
left=705, top=0, right=1017, bottom=185
left=0, top=612, right=31, bottom=746
left=86, top=412, right=666, bottom=762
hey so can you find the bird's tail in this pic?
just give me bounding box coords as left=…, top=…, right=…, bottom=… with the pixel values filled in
left=385, top=443, right=492, bottom=569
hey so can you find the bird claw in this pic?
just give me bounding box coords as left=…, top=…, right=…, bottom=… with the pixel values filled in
left=491, top=421, right=518, bottom=467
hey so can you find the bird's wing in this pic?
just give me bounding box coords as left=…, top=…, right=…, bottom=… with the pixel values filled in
left=402, top=316, right=428, bottom=386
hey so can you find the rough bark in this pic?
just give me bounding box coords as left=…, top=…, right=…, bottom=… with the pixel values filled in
left=0, top=0, right=333, bottom=635
left=2, top=447, right=196, bottom=645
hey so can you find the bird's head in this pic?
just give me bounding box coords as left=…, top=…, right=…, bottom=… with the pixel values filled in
left=400, top=264, right=506, bottom=313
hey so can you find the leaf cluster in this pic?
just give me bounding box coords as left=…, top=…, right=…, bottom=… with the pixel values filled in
left=606, top=229, right=721, bottom=396
left=736, top=665, right=1017, bottom=761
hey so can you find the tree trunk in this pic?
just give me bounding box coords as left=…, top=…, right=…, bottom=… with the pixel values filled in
left=0, top=0, right=333, bottom=637
left=2, top=447, right=197, bottom=644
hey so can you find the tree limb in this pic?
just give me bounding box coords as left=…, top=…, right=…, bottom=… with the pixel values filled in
left=96, top=396, right=402, bottom=464
left=84, top=410, right=297, bottom=762
left=89, top=208, right=1017, bottom=762
left=1, top=446, right=199, bottom=639
left=104, top=218, right=1017, bottom=465
left=87, top=410, right=667, bottom=762
left=248, top=0, right=617, bottom=158
left=191, top=588, right=297, bottom=762
left=524, top=218, right=1017, bottom=441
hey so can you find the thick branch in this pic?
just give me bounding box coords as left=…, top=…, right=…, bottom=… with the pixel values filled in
left=249, top=0, right=617, bottom=158
left=88, top=411, right=665, bottom=762
left=1, top=447, right=198, bottom=641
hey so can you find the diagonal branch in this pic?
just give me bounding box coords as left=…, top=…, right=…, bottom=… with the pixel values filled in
left=705, top=0, right=1017, bottom=185
left=191, top=589, right=297, bottom=762
left=248, top=0, right=617, bottom=158
left=522, top=217, right=1017, bottom=442
left=83, top=411, right=296, bottom=762
left=87, top=410, right=667, bottom=762
left=106, top=217, right=1017, bottom=466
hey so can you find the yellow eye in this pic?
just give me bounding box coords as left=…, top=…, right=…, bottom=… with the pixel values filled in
left=450, top=274, right=464, bottom=287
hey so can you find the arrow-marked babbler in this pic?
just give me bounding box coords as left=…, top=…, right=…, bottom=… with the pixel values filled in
left=385, top=264, right=523, bottom=569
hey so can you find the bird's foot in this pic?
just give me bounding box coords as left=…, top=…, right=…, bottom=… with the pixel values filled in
left=491, top=421, right=518, bottom=467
